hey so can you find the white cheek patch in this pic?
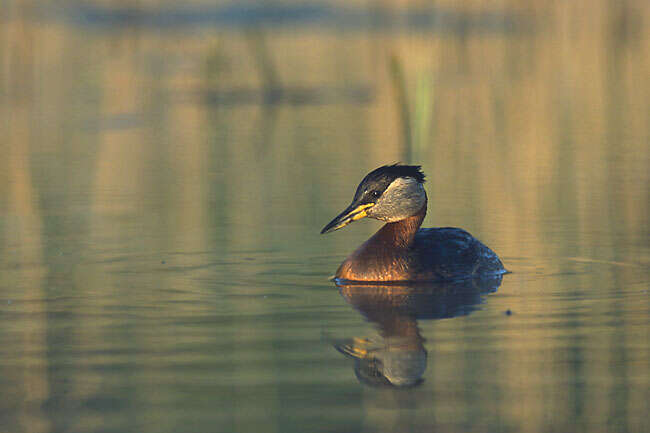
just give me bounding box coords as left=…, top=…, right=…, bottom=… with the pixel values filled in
left=385, top=177, right=420, bottom=195
left=373, top=177, right=426, bottom=222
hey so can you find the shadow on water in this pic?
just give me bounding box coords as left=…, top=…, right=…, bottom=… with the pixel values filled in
left=195, top=84, right=374, bottom=107
left=334, top=275, right=503, bottom=388
left=63, top=3, right=529, bottom=35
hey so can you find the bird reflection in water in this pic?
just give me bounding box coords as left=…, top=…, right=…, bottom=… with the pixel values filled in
left=334, top=274, right=503, bottom=387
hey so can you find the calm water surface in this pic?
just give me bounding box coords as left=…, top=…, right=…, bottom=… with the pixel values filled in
left=1, top=1, right=649, bottom=432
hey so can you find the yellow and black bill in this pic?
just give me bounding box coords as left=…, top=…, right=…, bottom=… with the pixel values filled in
left=334, top=337, right=374, bottom=359
left=321, top=202, right=375, bottom=234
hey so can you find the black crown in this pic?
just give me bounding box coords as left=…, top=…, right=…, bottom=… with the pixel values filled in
left=365, top=164, right=426, bottom=184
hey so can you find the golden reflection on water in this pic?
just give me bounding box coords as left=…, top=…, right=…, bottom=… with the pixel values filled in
left=1, top=1, right=649, bottom=432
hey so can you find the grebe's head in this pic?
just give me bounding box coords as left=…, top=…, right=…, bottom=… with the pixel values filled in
left=321, top=164, right=426, bottom=234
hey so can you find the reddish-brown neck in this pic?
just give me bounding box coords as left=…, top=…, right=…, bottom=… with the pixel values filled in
left=372, top=197, right=427, bottom=250
left=335, top=198, right=428, bottom=281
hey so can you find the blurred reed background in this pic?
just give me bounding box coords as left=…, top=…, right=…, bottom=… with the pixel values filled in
left=2, top=0, right=647, bottom=255
left=0, top=1, right=648, bottom=432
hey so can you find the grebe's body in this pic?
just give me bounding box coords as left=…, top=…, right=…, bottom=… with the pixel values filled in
left=322, top=165, right=505, bottom=282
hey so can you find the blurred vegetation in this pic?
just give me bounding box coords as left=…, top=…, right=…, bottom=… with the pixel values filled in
left=388, top=53, right=435, bottom=163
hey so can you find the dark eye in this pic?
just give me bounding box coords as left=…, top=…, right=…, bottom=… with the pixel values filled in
left=370, top=190, right=381, bottom=199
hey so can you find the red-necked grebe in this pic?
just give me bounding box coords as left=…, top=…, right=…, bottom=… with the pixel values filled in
left=321, top=164, right=506, bottom=281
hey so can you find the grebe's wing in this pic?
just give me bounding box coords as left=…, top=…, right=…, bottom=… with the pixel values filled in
left=413, top=227, right=505, bottom=279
